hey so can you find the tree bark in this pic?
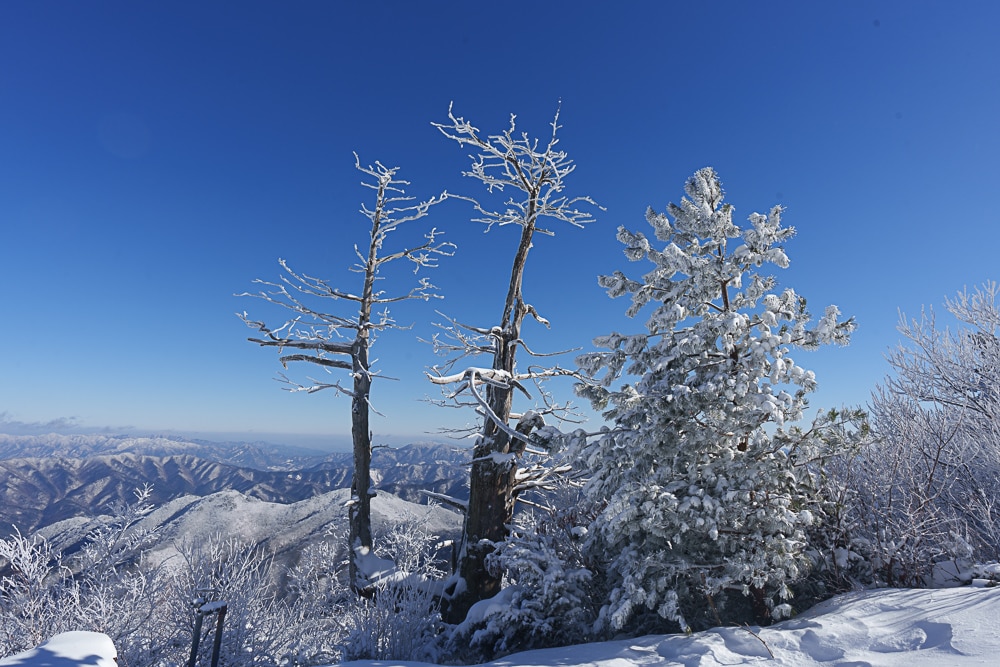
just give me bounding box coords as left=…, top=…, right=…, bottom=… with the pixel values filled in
left=348, top=335, right=373, bottom=591
left=445, top=219, right=535, bottom=623
left=349, top=188, right=383, bottom=592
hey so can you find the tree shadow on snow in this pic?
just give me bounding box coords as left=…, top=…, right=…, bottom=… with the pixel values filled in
left=0, top=646, right=108, bottom=667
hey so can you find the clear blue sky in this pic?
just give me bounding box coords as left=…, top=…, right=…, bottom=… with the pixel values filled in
left=1, top=1, right=997, bottom=451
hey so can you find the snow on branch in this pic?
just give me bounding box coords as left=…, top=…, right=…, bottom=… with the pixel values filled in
left=427, top=368, right=535, bottom=445
left=241, top=320, right=355, bottom=357
left=354, top=153, right=451, bottom=240
left=274, top=372, right=355, bottom=397
left=428, top=367, right=584, bottom=450
left=240, top=155, right=451, bottom=395
left=432, top=102, right=601, bottom=233
left=421, top=490, right=468, bottom=514
left=276, top=354, right=352, bottom=370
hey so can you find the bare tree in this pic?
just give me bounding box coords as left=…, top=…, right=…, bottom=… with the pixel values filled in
left=428, top=106, right=598, bottom=622
left=239, top=156, right=451, bottom=590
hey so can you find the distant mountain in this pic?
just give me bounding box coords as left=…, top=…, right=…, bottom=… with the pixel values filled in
left=363, top=442, right=472, bottom=506
left=0, top=435, right=470, bottom=537
left=0, top=433, right=331, bottom=470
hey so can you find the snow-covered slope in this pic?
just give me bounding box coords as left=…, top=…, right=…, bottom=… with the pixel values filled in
left=37, top=487, right=462, bottom=576
left=146, top=488, right=461, bottom=568
left=0, top=440, right=470, bottom=536
left=341, top=587, right=1000, bottom=667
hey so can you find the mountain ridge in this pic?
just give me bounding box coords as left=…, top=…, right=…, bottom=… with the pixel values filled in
left=0, top=435, right=470, bottom=537
left=33, top=487, right=463, bottom=588
left=0, top=433, right=334, bottom=470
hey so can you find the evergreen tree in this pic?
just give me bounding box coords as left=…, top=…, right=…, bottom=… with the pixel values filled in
left=575, top=168, right=855, bottom=632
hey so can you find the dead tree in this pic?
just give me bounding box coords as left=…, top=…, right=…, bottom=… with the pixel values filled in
left=429, top=106, right=597, bottom=622
left=239, top=155, right=450, bottom=591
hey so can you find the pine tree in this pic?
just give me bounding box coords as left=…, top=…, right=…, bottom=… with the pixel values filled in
left=575, top=168, right=855, bottom=632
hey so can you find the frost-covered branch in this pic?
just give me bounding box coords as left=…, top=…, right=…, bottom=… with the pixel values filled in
left=274, top=372, right=356, bottom=397
left=427, top=368, right=536, bottom=446
left=432, top=103, right=600, bottom=234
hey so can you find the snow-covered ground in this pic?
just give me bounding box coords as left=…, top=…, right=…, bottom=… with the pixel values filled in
left=2, top=587, right=998, bottom=666
left=342, top=587, right=1000, bottom=667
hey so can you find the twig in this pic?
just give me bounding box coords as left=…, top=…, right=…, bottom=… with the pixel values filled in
left=739, top=624, right=774, bottom=659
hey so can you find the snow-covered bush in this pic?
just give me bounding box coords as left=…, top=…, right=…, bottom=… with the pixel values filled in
left=73, top=486, right=179, bottom=666
left=284, top=529, right=352, bottom=616
left=373, top=511, right=448, bottom=580
left=341, top=579, right=442, bottom=662
left=0, top=529, right=78, bottom=654
left=574, top=168, right=855, bottom=632
left=173, top=535, right=288, bottom=666
left=340, top=519, right=445, bottom=662
left=826, top=283, right=1000, bottom=587
left=0, top=487, right=183, bottom=666
left=175, top=534, right=356, bottom=667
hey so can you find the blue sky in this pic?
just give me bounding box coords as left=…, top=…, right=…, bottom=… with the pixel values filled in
left=1, top=1, right=997, bottom=451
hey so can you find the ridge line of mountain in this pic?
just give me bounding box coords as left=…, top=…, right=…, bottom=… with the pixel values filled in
left=0, top=436, right=471, bottom=538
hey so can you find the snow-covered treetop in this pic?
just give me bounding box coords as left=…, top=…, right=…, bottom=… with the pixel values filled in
left=426, top=106, right=600, bottom=435
left=577, top=167, right=855, bottom=428
left=432, top=103, right=600, bottom=235
left=238, top=156, right=453, bottom=395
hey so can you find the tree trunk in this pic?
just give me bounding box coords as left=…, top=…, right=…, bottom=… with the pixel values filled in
left=348, top=335, right=373, bottom=592
left=445, top=220, right=535, bottom=623
left=350, top=186, right=382, bottom=592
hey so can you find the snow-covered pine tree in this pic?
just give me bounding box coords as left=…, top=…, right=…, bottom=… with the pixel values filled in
left=575, top=168, right=856, bottom=632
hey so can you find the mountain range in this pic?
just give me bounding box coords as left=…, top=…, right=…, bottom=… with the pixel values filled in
left=0, top=434, right=471, bottom=538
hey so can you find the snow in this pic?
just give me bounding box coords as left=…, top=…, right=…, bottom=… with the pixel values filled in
left=338, top=587, right=1000, bottom=667
left=460, top=586, right=516, bottom=629
left=199, top=599, right=229, bottom=614
left=355, top=545, right=399, bottom=585
left=0, top=632, right=117, bottom=667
